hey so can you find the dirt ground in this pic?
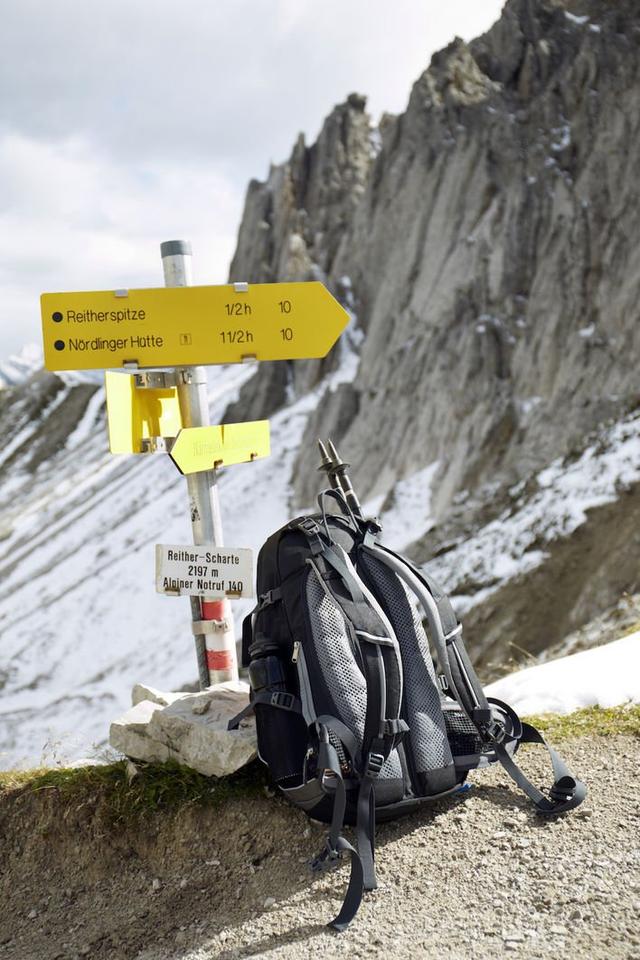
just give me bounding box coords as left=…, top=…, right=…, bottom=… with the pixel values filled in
left=1, top=736, right=639, bottom=960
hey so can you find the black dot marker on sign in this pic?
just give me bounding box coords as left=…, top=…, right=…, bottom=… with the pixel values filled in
left=52, top=311, right=63, bottom=322
left=54, top=340, right=65, bottom=351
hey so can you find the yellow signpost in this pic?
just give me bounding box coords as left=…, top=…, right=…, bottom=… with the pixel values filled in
left=169, top=421, right=271, bottom=475
left=40, top=281, right=349, bottom=371
left=41, top=240, right=350, bottom=690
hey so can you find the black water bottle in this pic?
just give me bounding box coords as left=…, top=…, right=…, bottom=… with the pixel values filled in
left=248, top=644, right=288, bottom=702
left=248, top=636, right=305, bottom=784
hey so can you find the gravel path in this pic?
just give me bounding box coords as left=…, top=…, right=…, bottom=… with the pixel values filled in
left=1, top=736, right=639, bottom=960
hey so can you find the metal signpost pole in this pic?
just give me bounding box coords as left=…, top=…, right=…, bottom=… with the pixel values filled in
left=160, top=240, right=238, bottom=687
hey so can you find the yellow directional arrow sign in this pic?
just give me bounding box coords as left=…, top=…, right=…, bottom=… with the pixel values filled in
left=40, top=281, right=349, bottom=371
left=169, top=421, right=270, bottom=475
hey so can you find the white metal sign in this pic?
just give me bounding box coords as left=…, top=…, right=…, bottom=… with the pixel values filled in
left=155, top=544, right=254, bottom=598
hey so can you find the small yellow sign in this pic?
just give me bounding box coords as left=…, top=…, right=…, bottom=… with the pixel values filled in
left=105, top=371, right=183, bottom=454
left=169, top=421, right=270, bottom=475
left=41, top=281, right=349, bottom=371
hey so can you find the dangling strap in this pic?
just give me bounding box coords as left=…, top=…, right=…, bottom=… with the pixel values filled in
left=310, top=728, right=365, bottom=932
left=492, top=720, right=587, bottom=815
left=355, top=752, right=383, bottom=891
left=226, top=691, right=301, bottom=731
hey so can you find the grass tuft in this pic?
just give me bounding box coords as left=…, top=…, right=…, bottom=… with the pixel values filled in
left=0, top=758, right=268, bottom=824
left=524, top=702, right=640, bottom=740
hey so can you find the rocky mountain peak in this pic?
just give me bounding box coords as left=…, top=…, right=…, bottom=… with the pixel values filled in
left=416, top=38, right=501, bottom=109
left=229, top=94, right=373, bottom=287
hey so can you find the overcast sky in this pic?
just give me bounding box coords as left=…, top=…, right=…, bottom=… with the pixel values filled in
left=0, top=0, right=505, bottom=362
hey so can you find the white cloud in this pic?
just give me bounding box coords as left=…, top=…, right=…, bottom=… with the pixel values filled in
left=0, top=0, right=505, bottom=361
left=0, top=134, right=241, bottom=356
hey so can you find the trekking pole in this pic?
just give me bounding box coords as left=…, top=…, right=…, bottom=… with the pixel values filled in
left=325, top=440, right=365, bottom=522
left=317, top=439, right=342, bottom=492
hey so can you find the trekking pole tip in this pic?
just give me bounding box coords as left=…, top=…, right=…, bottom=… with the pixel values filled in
left=328, top=440, right=349, bottom=467
left=317, top=440, right=334, bottom=474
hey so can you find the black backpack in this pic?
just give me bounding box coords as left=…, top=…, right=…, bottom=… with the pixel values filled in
left=229, top=463, right=586, bottom=930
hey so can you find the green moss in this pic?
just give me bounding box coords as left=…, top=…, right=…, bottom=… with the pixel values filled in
left=524, top=703, right=640, bottom=740
left=0, top=758, right=268, bottom=824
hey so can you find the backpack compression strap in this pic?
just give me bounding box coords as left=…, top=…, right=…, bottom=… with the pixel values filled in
left=364, top=543, right=587, bottom=817
left=488, top=714, right=587, bottom=815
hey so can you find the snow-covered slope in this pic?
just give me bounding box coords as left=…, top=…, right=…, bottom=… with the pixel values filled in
left=0, top=344, right=43, bottom=389
left=0, top=323, right=377, bottom=767
left=427, top=410, right=640, bottom=616
left=485, top=632, right=640, bottom=715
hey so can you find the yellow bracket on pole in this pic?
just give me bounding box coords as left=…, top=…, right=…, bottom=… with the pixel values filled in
left=105, top=370, right=182, bottom=454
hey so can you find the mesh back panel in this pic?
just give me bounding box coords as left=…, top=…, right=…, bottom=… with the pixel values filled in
left=380, top=749, right=402, bottom=781
left=307, top=572, right=366, bottom=749
left=360, top=554, right=453, bottom=772
left=443, top=707, right=483, bottom=757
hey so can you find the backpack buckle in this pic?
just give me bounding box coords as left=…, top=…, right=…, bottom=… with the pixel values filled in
left=258, top=588, right=282, bottom=609
left=270, top=691, right=296, bottom=710
left=363, top=751, right=385, bottom=778
left=476, top=714, right=508, bottom=744
left=295, top=517, right=325, bottom=555
left=310, top=840, right=344, bottom=873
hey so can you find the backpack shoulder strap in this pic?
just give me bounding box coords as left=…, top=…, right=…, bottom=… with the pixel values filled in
left=298, top=524, right=406, bottom=926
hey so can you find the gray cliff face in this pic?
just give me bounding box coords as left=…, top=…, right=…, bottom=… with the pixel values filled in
left=228, top=0, right=640, bottom=516
left=223, top=0, right=640, bottom=665
left=225, top=94, right=373, bottom=423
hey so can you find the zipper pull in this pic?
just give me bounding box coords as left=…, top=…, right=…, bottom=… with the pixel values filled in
left=292, top=641, right=300, bottom=664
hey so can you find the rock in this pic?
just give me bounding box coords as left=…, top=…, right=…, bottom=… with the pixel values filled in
left=109, top=700, right=166, bottom=764
left=125, top=760, right=140, bottom=784
left=263, top=897, right=276, bottom=909
left=131, top=684, right=185, bottom=708
left=109, top=681, right=257, bottom=778
left=503, top=931, right=525, bottom=942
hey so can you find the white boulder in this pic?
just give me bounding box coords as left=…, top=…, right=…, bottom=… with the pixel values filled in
left=109, top=680, right=257, bottom=777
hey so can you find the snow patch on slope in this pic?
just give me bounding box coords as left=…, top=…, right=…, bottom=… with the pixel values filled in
left=0, top=343, right=43, bottom=389
left=485, top=632, right=640, bottom=715
left=365, top=461, right=439, bottom=551
left=429, top=411, right=640, bottom=615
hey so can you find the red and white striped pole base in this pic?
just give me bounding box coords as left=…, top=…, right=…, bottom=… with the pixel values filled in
left=199, top=598, right=237, bottom=683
